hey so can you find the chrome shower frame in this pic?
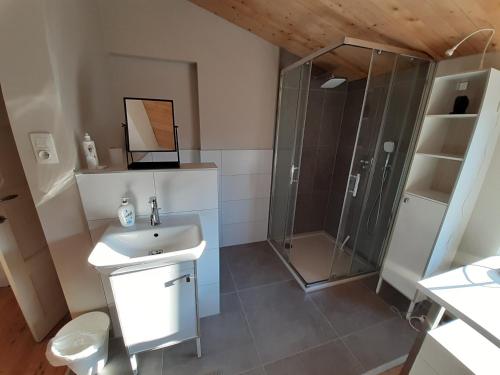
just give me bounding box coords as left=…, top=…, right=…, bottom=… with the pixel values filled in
left=268, top=35, right=435, bottom=292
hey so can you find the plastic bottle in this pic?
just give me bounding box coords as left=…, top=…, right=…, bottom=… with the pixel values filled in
left=82, top=133, right=99, bottom=170
left=117, top=198, right=135, bottom=227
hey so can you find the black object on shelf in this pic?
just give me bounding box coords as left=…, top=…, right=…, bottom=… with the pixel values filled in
left=450, top=95, right=469, bottom=114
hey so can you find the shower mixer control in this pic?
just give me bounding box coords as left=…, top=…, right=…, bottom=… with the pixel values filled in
left=360, top=159, right=372, bottom=169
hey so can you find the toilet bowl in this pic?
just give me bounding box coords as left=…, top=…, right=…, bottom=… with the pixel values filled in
left=46, top=311, right=110, bottom=375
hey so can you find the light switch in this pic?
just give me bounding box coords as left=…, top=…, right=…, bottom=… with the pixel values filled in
left=30, top=132, right=59, bottom=164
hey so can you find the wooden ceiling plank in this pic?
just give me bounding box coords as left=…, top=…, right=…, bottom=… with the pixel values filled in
left=189, top=0, right=500, bottom=78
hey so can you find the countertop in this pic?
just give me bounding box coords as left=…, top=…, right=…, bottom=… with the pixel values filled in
left=75, top=162, right=217, bottom=175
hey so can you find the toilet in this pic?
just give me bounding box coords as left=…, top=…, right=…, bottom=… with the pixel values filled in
left=46, top=311, right=110, bottom=375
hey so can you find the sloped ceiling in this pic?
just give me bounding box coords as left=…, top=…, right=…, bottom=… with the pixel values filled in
left=190, top=0, right=499, bottom=77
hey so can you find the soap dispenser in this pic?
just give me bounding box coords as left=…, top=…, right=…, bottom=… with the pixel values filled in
left=117, top=197, right=135, bottom=227
left=82, top=132, right=99, bottom=170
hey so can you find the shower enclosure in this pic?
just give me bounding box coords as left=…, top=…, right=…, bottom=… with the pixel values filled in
left=268, top=37, right=434, bottom=287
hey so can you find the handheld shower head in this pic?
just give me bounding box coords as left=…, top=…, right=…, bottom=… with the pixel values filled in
left=383, top=141, right=395, bottom=153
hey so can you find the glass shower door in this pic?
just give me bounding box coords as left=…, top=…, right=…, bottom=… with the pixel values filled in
left=269, top=63, right=311, bottom=260
left=334, top=51, right=432, bottom=278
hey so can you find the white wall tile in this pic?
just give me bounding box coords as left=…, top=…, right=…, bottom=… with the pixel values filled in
left=200, top=150, right=222, bottom=169
left=180, top=150, right=201, bottom=163
left=200, top=150, right=223, bottom=241
left=222, top=198, right=269, bottom=225
left=151, top=152, right=178, bottom=162
left=198, top=283, right=220, bottom=317
left=221, top=149, right=273, bottom=175
left=88, top=219, right=115, bottom=244
left=222, top=220, right=268, bottom=246
left=196, top=248, right=219, bottom=286
left=76, top=172, right=155, bottom=220
left=168, top=209, right=219, bottom=250
left=221, top=174, right=272, bottom=201
left=154, top=170, right=218, bottom=213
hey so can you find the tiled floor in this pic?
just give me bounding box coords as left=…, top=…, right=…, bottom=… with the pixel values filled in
left=97, top=241, right=417, bottom=375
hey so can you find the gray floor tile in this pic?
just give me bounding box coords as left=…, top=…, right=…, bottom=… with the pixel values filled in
left=239, top=280, right=336, bottom=364
left=361, top=275, right=411, bottom=313
left=100, top=338, right=133, bottom=375
left=220, top=257, right=236, bottom=294
left=264, top=340, right=363, bottom=375
left=222, top=242, right=292, bottom=290
left=311, top=280, right=396, bottom=336
left=343, top=317, right=418, bottom=371
left=239, top=367, right=266, bottom=375
left=162, top=293, right=260, bottom=375
left=138, top=349, right=163, bottom=374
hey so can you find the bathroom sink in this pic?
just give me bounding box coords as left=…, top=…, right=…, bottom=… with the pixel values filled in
left=88, top=214, right=206, bottom=275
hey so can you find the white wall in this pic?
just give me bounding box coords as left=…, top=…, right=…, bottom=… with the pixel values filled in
left=437, top=52, right=500, bottom=264
left=0, top=0, right=107, bottom=316
left=97, top=0, right=279, bottom=150
left=0, top=0, right=279, bottom=317
left=108, top=55, right=201, bottom=151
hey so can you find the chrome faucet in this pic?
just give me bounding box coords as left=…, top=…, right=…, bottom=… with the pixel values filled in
left=149, top=196, right=161, bottom=226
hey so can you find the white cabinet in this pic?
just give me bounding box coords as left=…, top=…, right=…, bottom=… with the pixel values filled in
left=110, top=262, right=200, bottom=358
left=380, top=68, right=500, bottom=312
left=410, top=320, right=500, bottom=375
left=382, top=194, right=446, bottom=301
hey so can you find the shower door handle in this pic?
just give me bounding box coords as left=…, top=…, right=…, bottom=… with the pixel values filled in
left=290, top=165, right=300, bottom=184
left=348, top=173, right=361, bottom=197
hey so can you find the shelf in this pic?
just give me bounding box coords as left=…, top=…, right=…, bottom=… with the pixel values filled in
left=406, top=188, right=450, bottom=205
left=434, top=69, right=489, bottom=82
left=417, top=116, right=474, bottom=158
left=427, top=71, right=488, bottom=115
left=406, top=157, right=461, bottom=205
left=416, top=152, right=464, bottom=161
left=425, top=114, right=477, bottom=119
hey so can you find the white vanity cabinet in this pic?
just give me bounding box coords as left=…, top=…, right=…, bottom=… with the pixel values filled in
left=379, top=68, right=500, bottom=314
left=382, top=193, right=446, bottom=301
left=110, top=261, right=201, bottom=367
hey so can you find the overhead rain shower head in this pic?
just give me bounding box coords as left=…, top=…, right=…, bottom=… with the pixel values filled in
left=321, top=76, right=346, bottom=89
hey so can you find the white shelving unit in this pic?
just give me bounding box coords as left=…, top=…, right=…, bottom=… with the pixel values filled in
left=378, top=68, right=500, bottom=316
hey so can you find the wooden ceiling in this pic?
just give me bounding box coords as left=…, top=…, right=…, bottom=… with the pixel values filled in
left=190, top=0, right=499, bottom=79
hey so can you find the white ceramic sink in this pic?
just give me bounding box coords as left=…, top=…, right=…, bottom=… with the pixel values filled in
left=88, top=214, right=206, bottom=275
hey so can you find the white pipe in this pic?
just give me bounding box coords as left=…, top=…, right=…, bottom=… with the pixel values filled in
left=445, top=28, right=495, bottom=69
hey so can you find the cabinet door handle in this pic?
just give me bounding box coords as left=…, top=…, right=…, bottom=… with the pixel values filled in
left=164, top=274, right=192, bottom=287
left=403, top=197, right=410, bottom=203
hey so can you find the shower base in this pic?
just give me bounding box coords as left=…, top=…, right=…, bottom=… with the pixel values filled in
left=289, top=232, right=354, bottom=283
left=269, top=231, right=375, bottom=291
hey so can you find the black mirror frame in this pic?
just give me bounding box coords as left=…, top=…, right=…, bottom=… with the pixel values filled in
left=122, top=97, right=180, bottom=169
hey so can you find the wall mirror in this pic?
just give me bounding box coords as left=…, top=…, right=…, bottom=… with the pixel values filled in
left=123, top=97, right=180, bottom=169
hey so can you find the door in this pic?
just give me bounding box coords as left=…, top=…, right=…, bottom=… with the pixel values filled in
left=110, top=263, right=197, bottom=355
left=268, top=63, right=311, bottom=259
left=382, top=194, right=446, bottom=299
left=333, top=52, right=432, bottom=279
left=0, top=87, right=67, bottom=341
left=333, top=50, right=398, bottom=278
